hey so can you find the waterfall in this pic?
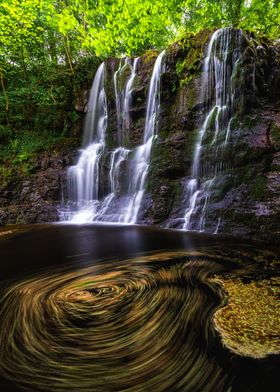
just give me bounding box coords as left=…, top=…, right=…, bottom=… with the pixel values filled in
left=114, top=58, right=128, bottom=139
left=124, top=50, right=165, bottom=223
left=114, top=57, right=139, bottom=143
left=61, top=63, right=107, bottom=223
left=92, top=57, right=139, bottom=222
left=183, top=28, right=244, bottom=232
left=61, top=52, right=165, bottom=224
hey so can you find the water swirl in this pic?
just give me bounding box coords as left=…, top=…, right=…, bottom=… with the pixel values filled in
left=0, top=248, right=279, bottom=392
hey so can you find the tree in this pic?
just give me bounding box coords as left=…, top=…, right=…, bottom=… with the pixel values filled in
left=0, top=0, right=280, bottom=130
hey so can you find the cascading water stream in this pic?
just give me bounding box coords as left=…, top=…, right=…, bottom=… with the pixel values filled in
left=124, top=50, right=165, bottom=223
left=94, top=146, right=130, bottom=222
left=95, top=52, right=165, bottom=223
left=123, top=58, right=139, bottom=135
left=114, top=58, right=128, bottom=139
left=94, top=57, right=140, bottom=222
left=61, top=52, right=165, bottom=224
left=182, top=28, right=243, bottom=232
left=61, top=63, right=107, bottom=222
left=114, top=57, right=139, bottom=143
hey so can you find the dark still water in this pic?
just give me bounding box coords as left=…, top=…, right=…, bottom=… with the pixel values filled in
left=0, top=224, right=279, bottom=392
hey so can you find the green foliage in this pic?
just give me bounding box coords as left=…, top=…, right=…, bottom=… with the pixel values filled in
left=1, top=128, right=54, bottom=158
left=179, top=1, right=280, bottom=38
left=0, top=0, right=182, bottom=72
left=0, top=125, right=12, bottom=144
left=1, top=57, right=97, bottom=136
left=0, top=0, right=279, bottom=77
left=0, top=0, right=279, bottom=166
left=0, top=129, right=66, bottom=179
left=176, top=59, right=187, bottom=76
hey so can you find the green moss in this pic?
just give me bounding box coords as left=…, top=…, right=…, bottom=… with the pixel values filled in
left=0, top=166, right=13, bottom=187
left=271, top=124, right=280, bottom=148
left=142, top=49, right=158, bottom=64
left=175, top=30, right=210, bottom=87
left=115, top=61, right=131, bottom=91
left=184, top=128, right=197, bottom=160
left=270, top=164, right=280, bottom=171
left=210, top=174, right=236, bottom=201
left=176, top=47, right=202, bottom=87
left=250, top=176, right=267, bottom=200
left=242, top=112, right=260, bottom=126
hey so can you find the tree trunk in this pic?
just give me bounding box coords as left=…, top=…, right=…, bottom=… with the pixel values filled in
left=64, top=35, right=74, bottom=74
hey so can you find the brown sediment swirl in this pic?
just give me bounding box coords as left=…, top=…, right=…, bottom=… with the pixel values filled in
left=0, top=249, right=278, bottom=392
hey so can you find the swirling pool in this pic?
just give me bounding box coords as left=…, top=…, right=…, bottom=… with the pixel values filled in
left=0, top=224, right=279, bottom=391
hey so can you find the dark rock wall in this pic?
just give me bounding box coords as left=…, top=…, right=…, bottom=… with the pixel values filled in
left=0, top=141, right=78, bottom=225
left=143, top=32, right=209, bottom=224
left=143, top=30, right=280, bottom=244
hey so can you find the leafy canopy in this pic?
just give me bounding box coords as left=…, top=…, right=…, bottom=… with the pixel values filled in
left=0, top=0, right=279, bottom=67
left=0, top=0, right=279, bottom=144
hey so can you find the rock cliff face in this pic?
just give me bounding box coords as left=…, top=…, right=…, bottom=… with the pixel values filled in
left=1, top=29, right=280, bottom=244
left=147, top=30, right=280, bottom=244
left=0, top=141, right=78, bottom=225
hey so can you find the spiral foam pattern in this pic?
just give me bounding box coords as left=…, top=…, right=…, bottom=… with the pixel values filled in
left=0, top=249, right=278, bottom=392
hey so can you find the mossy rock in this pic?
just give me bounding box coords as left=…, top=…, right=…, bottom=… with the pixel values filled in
left=0, top=166, right=13, bottom=188
left=249, top=176, right=267, bottom=200
left=175, top=30, right=211, bottom=87
left=270, top=124, right=280, bottom=148
left=142, top=49, right=158, bottom=64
